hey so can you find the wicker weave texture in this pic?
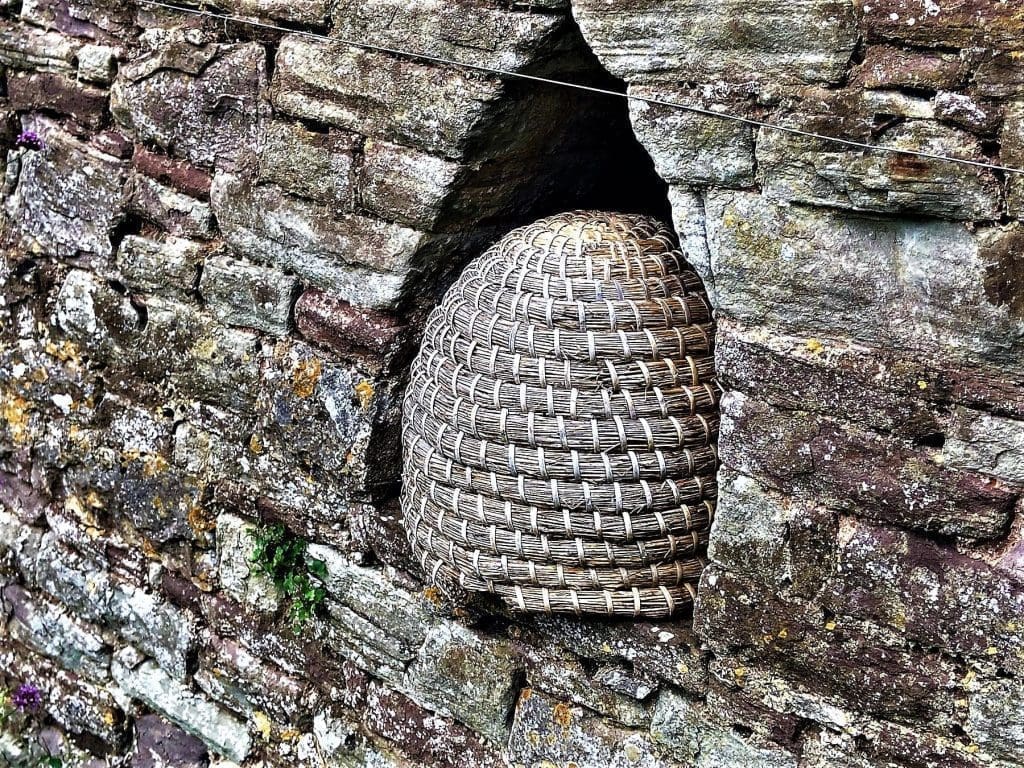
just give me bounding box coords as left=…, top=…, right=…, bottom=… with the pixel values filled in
left=401, top=211, right=720, bottom=618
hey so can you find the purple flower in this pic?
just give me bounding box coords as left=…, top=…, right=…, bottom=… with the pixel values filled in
left=12, top=682, right=42, bottom=711
left=15, top=130, right=43, bottom=151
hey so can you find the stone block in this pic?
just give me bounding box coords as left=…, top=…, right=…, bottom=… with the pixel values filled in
left=111, top=41, right=266, bottom=170
left=756, top=121, right=1001, bottom=221
left=7, top=71, right=108, bottom=129
left=572, top=0, right=858, bottom=87
left=33, top=534, right=194, bottom=680
left=271, top=36, right=503, bottom=159
left=629, top=87, right=755, bottom=187
left=521, top=646, right=650, bottom=727
left=331, top=0, right=571, bottom=72
left=3, top=127, right=125, bottom=259
left=359, top=139, right=462, bottom=230
left=112, top=653, right=252, bottom=763
left=217, top=0, right=333, bottom=25
left=530, top=614, right=708, bottom=696
left=975, top=51, right=1024, bottom=99
left=215, top=513, right=280, bottom=614
left=719, top=392, right=1018, bottom=539
left=294, top=289, right=410, bottom=375
left=362, top=683, right=505, bottom=768
left=705, top=191, right=1024, bottom=370
left=857, top=45, right=964, bottom=91
left=126, top=173, right=216, bottom=240
left=258, top=120, right=356, bottom=207
left=968, top=678, right=1024, bottom=764
left=4, top=583, right=111, bottom=682
left=211, top=173, right=426, bottom=309
left=862, top=0, right=1024, bottom=48
left=131, top=714, right=209, bottom=768
left=403, top=622, right=522, bottom=744
left=650, top=687, right=799, bottom=768
left=195, top=635, right=308, bottom=721
left=132, top=146, right=213, bottom=200
left=945, top=408, right=1024, bottom=484
left=199, top=253, right=298, bottom=336
left=0, top=21, right=78, bottom=73
left=708, top=471, right=836, bottom=599
left=307, top=543, right=434, bottom=651
left=77, top=43, right=118, bottom=85
left=508, top=689, right=676, bottom=768
left=825, top=520, right=1024, bottom=673
left=697, top=567, right=962, bottom=723
left=116, top=234, right=205, bottom=301
left=21, top=0, right=135, bottom=43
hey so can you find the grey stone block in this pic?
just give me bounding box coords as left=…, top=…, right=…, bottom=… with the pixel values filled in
left=573, top=0, right=858, bottom=87
left=199, top=253, right=298, bottom=336
left=211, top=173, right=425, bottom=309
left=113, top=653, right=251, bottom=763
left=3, top=126, right=125, bottom=259
left=650, top=688, right=799, bottom=768
left=215, top=513, right=280, bottom=614
left=77, top=44, right=117, bottom=85
left=111, top=41, right=266, bottom=170
left=116, top=234, right=205, bottom=301
left=271, top=36, right=503, bottom=159
left=756, top=121, right=1001, bottom=221
left=629, top=87, right=755, bottom=187
left=508, top=689, right=674, bottom=768
left=403, top=622, right=522, bottom=744
left=258, top=120, right=357, bottom=207
left=4, top=584, right=111, bottom=682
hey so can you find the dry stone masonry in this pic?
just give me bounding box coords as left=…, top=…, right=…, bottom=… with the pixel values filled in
left=0, top=0, right=1022, bottom=767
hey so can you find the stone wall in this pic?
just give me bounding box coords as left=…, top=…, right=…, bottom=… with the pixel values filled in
left=0, top=1, right=1022, bottom=767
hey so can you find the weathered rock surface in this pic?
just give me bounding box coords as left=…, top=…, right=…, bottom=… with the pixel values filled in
left=3, top=127, right=125, bottom=259
left=572, top=0, right=859, bottom=87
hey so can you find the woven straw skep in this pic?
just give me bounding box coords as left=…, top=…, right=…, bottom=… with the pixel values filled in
left=401, top=211, right=719, bottom=618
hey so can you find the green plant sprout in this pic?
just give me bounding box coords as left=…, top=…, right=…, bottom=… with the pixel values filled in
left=248, top=522, right=327, bottom=632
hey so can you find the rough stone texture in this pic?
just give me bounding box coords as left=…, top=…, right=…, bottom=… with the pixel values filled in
left=4, top=1, right=1024, bottom=767
left=2, top=126, right=125, bottom=259
left=211, top=173, right=425, bottom=309
left=757, top=121, right=1002, bottom=220
left=507, top=689, right=676, bottom=768
left=199, top=253, right=298, bottom=337
left=572, top=0, right=859, bottom=87
left=404, top=623, right=523, bottom=744
left=214, top=513, right=280, bottom=614
left=111, top=40, right=266, bottom=170
left=113, top=652, right=252, bottom=762
left=132, top=714, right=209, bottom=768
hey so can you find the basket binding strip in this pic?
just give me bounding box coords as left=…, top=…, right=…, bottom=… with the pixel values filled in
left=401, top=211, right=720, bottom=618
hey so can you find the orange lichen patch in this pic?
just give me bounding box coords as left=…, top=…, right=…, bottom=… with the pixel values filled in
left=520, top=687, right=533, bottom=701
left=1, top=392, right=32, bottom=444
left=141, top=538, right=160, bottom=560
left=85, top=490, right=105, bottom=509
left=422, top=586, right=442, bottom=606
left=805, top=338, right=823, bottom=355
left=248, top=433, right=264, bottom=455
left=31, top=367, right=48, bottom=383
left=44, top=339, right=82, bottom=366
left=142, top=453, right=169, bottom=477
left=292, top=358, right=322, bottom=398
left=188, top=505, right=215, bottom=534
left=355, top=378, right=375, bottom=410
left=552, top=701, right=573, bottom=729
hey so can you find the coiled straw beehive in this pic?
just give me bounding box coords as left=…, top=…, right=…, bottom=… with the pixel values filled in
left=401, top=211, right=720, bottom=618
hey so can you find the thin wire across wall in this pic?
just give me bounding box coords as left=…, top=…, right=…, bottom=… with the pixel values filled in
left=139, top=0, right=1024, bottom=177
